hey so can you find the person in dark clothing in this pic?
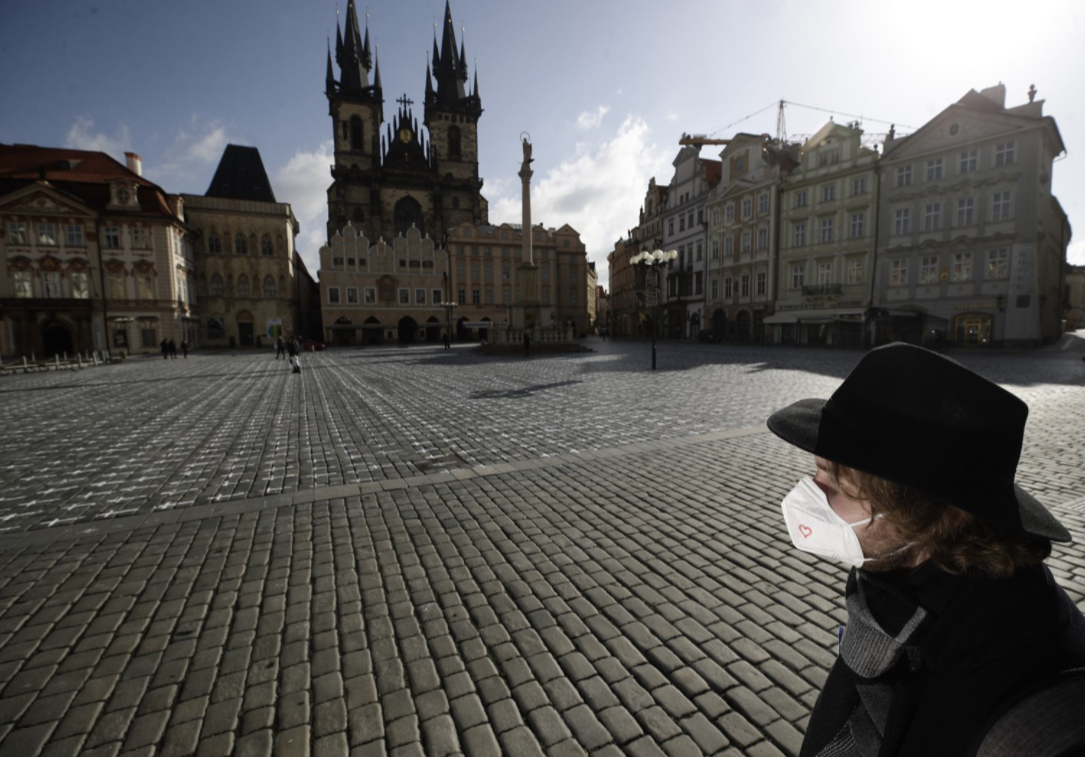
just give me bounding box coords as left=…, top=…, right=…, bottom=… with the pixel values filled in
left=523, top=331, right=531, bottom=358
left=168, top=338, right=177, bottom=358
left=160, top=339, right=169, bottom=360
left=276, top=336, right=286, bottom=360
left=181, top=340, right=190, bottom=358
left=766, top=343, right=1085, bottom=757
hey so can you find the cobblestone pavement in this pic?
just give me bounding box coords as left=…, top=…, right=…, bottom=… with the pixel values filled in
left=0, top=341, right=1083, bottom=756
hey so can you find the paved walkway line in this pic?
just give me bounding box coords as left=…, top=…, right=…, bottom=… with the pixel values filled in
left=0, top=425, right=773, bottom=549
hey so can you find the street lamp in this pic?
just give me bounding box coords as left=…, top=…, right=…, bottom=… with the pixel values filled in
left=630, top=248, right=678, bottom=369
left=439, top=301, right=457, bottom=349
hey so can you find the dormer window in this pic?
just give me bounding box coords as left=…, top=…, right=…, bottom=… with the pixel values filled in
left=116, top=185, right=131, bottom=204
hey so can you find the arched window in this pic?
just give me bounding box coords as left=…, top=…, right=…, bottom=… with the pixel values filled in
left=394, top=196, right=424, bottom=238
left=351, top=116, right=363, bottom=150
left=237, top=274, right=250, bottom=297
left=210, top=273, right=224, bottom=296
left=235, top=234, right=247, bottom=255
left=448, top=125, right=462, bottom=158
left=264, top=275, right=276, bottom=298
left=208, top=232, right=221, bottom=254
left=352, top=207, right=365, bottom=224
left=261, top=234, right=273, bottom=256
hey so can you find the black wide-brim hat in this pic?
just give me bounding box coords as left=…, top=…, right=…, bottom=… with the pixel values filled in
left=767, top=342, right=1071, bottom=542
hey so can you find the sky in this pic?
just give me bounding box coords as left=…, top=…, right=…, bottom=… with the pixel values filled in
left=3, top=0, right=1084, bottom=290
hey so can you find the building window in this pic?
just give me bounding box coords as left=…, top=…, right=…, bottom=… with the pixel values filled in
left=818, top=262, right=832, bottom=285
left=261, top=235, right=273, bottom=256
left=894, top=209, right=911, bottom=235
left=794, top=223, right=806, bottom=246
left=924, top=203, right=942, bottom=231
left=472, top=289, right=480, bottom=305
left=959, top=150, right=978, bottom=174
left=433, top=289, right=442, bottom=303
left=852, top=178, right=867, bottom=195
left=667, top=219, right=674, bottom=236
left=725, top=277, right=733, bottom=298
left=542, top=289, right=550, bottom=305
left=42, top=271, right=61, bottom=298
left=210, top=273, right=224, bottom=296
left=208, top=232, right=222, bottom=254
left=679, top=216, right=686, bottom=232
left=66, top=224, right=84, bottom=247
left=265, top=276, right=277, bottom=298
left=987, top=248, right=1010, bottom=279
left=711, top=278, right=719, bottom=299
left=484, top=262, right=493, bottom=282
left=712, top=208, right=720, bottom=226
left=758, top=193, right=769, bottom=213
left=757, top=229, right=767, bottom=249
left=740, top=274, right=750, bottom=297
left=448, top=125, right=462, bottom=158
left=13, top=270, right=32, bottom=298
left=795, top=191, right=808, bottom=208
left=991, top=191, right=1011, bottom=221
left=235, top=234, right=248, bottom=255
left=724, top=237, right=733, bottom=257
left=822, top=184, right=835, bottom=203
left=238, top=275, right=251, bottom=298
left=741, top=231, right=751, bottom=253
left=756, top=271, right=766, bottom=296
left=742, top=198, right=752, bottom=219
left=328, top=286, right=340, bottom=304
left=72, top=271, right=90, bottom=299
left=847, top=258, right=862, bottom=285
left=571, top=267, right=579, bottom=283
left=103, top=226, right=120, bottom=248
left=37, top=223, right=57, bottom=245
left=995, top=141, right=1015, bottom=166
left=724, top=204, right=734, bottom=224
left=399, top=288, right=410, bottom=305
left=457, top=289, right=466, bottom=304
left=896, top=166, right=913, bottom=187
left=687, top=211, right=694, bottom=228
left=711, top=239, right=719, bottom=259
left=501, top=289, right=511, bottom=305
left=952, top=252, right=972, bottom=281
left=417, top=288, right=427, bottom=305
left=920, top=256, right=938, bottom=285
left=109, top=272, right=126, bottom=299
left=957, top=198, right=975, bottom=226
left=137, top=273, right=154, bottom=300
left=926, top=158, right=944, bottom=181
left=851, top=213, right=864, bottom=238
left=890, top=259, right=908, bottom=287
left=695, top=243, right=703, bottom=262
left=820, top=219, right=833, bottom=243
left=8, top=222, right=27, bottom=244
left=791, top=265, right=804, bottom=289
left=350, top=116, right=363, bottom=150
left=345, top=287, right=359, bottom=304
left=570, top=291, right=578, bottom=306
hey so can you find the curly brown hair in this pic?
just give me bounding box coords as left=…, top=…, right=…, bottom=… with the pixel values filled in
left=828, top=461, right=1051, bottom=579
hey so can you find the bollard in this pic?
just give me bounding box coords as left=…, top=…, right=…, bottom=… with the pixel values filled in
left=55, top=354, right=60, bottom=369
left=78, top=354, right=83, bottom=369
left=63, top=351, right=68, bottom=362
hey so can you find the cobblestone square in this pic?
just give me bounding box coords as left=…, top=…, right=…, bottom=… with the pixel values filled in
left=0, top=340, right=1083, bottom=756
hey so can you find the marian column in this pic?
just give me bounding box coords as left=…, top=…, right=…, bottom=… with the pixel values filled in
left=516, top=134, right=545, bottom=329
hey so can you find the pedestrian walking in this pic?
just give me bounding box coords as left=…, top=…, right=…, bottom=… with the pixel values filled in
left=766, top=343, right=1085, bottom=755
left=160, top=339, right=169, bottom=360
left=523, top=331, right=530, bottom=358
left=276, top=336, right=286, bottom=360
left=181, top=339, right=190, bottom=358
left=168, top=338, right=177, bottom=359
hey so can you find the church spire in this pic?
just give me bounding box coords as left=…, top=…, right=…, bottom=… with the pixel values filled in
left=338, top=0, right=370, bottom=94
left=335, top=14, right=343, bottom=67
left=325, top=39, right=336, bottom=96
left=425, top=62, right=434, bottom=102
left=374, top=52, right=382, bottom=91
left=459, top=35, right=468, bottom=82
left=473, top=68, right=479, bottom=100
left=433, top=0, right=467, bottom=104
left=362, top=18, right=373, bottom=71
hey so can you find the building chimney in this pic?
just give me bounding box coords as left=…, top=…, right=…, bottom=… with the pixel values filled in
left=125, top=152, right=143, bottom=176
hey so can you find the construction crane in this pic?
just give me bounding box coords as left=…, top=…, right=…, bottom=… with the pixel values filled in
left=678, top=133, right=731, bottom=146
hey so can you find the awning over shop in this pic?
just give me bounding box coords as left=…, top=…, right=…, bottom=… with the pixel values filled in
left=764, top=308, right=866, bottom=325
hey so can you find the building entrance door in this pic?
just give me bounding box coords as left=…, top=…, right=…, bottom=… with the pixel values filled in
left=953, top=313, right=992, bottom=346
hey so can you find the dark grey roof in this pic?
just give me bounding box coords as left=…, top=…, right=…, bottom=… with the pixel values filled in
left=205, top=145, right=276, bottom=203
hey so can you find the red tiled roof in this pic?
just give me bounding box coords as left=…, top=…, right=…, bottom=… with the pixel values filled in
left=0, top=144, right=155, bottom=187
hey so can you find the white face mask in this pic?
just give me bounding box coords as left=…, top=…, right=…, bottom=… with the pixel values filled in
left=781, top=476, right=880, bottom=567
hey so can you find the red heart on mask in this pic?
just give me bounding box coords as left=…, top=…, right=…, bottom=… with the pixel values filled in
left=798, top=525, right=813, bottom=539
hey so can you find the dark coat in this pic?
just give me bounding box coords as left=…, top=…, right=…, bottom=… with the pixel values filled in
left=800, top=564, right=1085, bottom=757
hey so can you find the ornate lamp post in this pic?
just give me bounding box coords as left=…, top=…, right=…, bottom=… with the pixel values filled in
left=630, top=248, right=678, bottom=370
left=439, top=301, right=457, bottom=349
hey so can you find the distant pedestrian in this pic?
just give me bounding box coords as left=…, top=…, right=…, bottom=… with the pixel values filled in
left=181, top=339, right=190, bottom=358
left=168, top=339, right=177, bottom=359
left=276, top=336, right=286, bottom=360
left=160, top=339, right=169, bottom=360
left=444, top=332, right=451, bottom=350
left=523, top=331, right=531, bottom=358
left=290, top=354, right=301, bottom=374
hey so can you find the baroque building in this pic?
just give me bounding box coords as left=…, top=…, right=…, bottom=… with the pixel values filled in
left=324, top=0, right=487, bottom=245
left=874, top=84, right=1070, bottom=347
left=0, top=144, right=196, bottom=357
left=183, top=145, right=315, bottom=348
left=767, top=121, right=879, bottom=348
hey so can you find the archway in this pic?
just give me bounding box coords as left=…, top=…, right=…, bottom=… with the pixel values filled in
left=425, top=316, right=441, bottom=343
left=711, top=309, right=727, bottom=339
left=236, top=311, right=255, bottom=346
left=394, top=196, right=424, bottom=238
left=736, top=310, right=751, bottom=341
left=41, top=320, right=73, bottom=357
left=398, top=316, right=418, bottom=344
left=456, top=316, right=470, bottom=343
left=364, top=316, right=382, bottom=346
left=480, top=317, right=492, bottom=342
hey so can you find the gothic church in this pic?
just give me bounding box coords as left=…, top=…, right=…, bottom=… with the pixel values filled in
left=325, top=0, right=488, bottom=245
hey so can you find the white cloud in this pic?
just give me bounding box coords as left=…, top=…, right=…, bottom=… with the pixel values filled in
left=665, top=112, right=679, bottom=122
left=577, top=106, right=609, bottom=130
left=488, top=115, right=670, bottom=291
left=272, top=140, right=333, bottom=276
left=1069, top=239, right=1085, bottom=266
left=64, top=116, right=132, bottom=161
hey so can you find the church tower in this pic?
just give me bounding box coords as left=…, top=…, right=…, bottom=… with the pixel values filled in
left=424, top=1, right=487, bottom=229
left=326, top=0, right=383, bottom=243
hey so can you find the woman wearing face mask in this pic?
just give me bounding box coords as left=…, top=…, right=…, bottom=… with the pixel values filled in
left=767, top=343, right=1085, bottom=757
